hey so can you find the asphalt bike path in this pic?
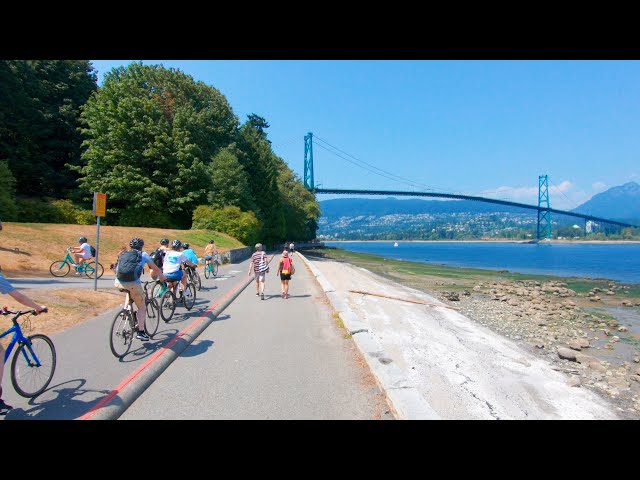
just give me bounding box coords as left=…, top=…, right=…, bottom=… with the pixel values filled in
left=119, top=252, right=391, bottom=420
left=1, top=262, right=249, bottom=420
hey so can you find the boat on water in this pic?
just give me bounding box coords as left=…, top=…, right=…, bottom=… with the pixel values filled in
left=394, top=242, right=398, bottom=247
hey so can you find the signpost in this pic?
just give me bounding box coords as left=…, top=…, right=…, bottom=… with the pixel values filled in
left=92, top=193, right=107, bottom=291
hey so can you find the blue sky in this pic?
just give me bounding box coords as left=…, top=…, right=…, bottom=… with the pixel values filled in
left=90, top=60, right=640, bottom=210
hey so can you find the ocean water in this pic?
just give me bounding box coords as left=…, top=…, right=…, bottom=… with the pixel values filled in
left=325, top=241, right=640, bottom=285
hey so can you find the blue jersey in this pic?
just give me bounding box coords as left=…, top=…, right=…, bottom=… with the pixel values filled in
left=0, top=273, right=16, bottom=294
left=182, top=248, right=198, bottom=265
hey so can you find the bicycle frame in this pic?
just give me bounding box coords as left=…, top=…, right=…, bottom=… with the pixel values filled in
left=57, top=250, right=93, bottom=272
left=1, top=316, right=43, bottom=366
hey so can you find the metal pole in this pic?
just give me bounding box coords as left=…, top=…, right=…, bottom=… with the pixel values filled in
left=94, top=216, right=100, bottom=291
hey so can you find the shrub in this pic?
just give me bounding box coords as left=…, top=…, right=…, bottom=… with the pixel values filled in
left=192, top=205, right=260, bottom=245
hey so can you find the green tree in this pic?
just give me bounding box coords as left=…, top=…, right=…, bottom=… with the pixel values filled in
left=0, top=60, right=97, bottom=199
left=0, top=160, right=17, bottom=220
left=273, top=155, right=320, bottom=241
left=209, top=144, right=255, bottom=211
left=236, top=117, right=285, bottom=245
left=77, top=62, right=238, bottom=228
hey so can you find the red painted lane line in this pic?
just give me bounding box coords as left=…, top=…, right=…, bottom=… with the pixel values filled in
left=79, top=271, right=254, bottom=420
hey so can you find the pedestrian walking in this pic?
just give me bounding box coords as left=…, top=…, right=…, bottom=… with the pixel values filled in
left=276, top=249, right=295, bottom=299
left=248, top=243, right=269, bottom=300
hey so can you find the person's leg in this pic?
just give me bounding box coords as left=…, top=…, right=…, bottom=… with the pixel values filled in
left=259, top=273, right=265, bottom=298
left=254, top=273, right=260, bottom=295
left=284, top=279, right=289, bottom=298
left=281, top=278, right=285, bottom=297
left=128, top=284, right=146, bottom=331
left=0, top=346, right=11, bottom=413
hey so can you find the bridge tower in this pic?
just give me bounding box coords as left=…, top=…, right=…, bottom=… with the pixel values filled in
left=537, top=175, right=552, bottom=240
left=303, top=132, right=314, bottom=191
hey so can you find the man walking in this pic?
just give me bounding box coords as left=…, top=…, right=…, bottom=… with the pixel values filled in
left=248, top=243, right=269, bottom=300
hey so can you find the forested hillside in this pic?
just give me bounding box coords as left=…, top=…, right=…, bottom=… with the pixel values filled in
left=0, top=61, right=319, bottom=246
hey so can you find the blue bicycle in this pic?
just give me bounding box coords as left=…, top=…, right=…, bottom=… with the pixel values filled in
left=0, top=307, right=56, bottom=397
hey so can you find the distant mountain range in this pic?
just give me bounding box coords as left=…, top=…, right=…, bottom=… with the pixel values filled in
left=571, top=181, right=640, bottom=224
left=317, top=181, right=640, bottom=239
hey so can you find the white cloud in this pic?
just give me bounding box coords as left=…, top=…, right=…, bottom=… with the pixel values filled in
left=478, top=180, right=590, bottom=210
left=592, top=181, right=607, bottom=192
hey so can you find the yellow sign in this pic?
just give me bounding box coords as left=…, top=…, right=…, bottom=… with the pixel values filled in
left=93, top=192, right=107, bottom=217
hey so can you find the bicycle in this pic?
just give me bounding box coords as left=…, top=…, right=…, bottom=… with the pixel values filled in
left=50, top=247, right=104, bottom=279
left=184, top=264, right=202, bottom=291
left=203, top=253, right=220, bottom=279
left=0, top=307, right=56, bottom=397
left=109, top=286, right=159, bottom=358
left=158, top=275, right=196, bottom=323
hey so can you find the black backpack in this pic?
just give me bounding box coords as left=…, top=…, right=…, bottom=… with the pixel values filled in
left=150, top=248, right=165, bottom=269
left=116, top=250, right=143, bottom=282
left=90, top=245, right=96, bottom=257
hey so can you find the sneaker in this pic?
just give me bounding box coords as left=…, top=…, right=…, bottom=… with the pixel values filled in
left=75, top=272, right=82, bottom=276
left=261, top=293, right=265, bottom=300
left=136, top=331, right=150, bottom=341
left=285, top=294, right=289, bottom=299
left=256, top=292, right=260, bottom=296
left=0, top=398, right=13, bottom=415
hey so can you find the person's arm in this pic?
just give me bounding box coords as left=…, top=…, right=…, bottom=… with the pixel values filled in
left=276, top=259, right=283, bottom=275
left=247, top=257, right=254, bottom=275
left=8, top=290, right=47, bottom=313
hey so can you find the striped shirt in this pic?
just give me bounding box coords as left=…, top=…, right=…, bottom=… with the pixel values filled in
left=250, top=251, right=268, bottom=273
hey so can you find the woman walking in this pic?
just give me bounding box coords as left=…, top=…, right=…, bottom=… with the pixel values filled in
left=276, top=250, right=295, bottom=299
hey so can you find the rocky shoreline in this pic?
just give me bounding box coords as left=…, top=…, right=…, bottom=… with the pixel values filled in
left=440, top=280, right=640, bottom=418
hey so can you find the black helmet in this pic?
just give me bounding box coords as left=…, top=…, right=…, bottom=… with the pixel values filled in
left=209, top=239, right=214, bottom=244
left=160, top=238, right=169, bottom=246
left=171, top=239, right=182, bottom=249
left=78, top=236, right=87, bottom=243
left=182, top=243, right=190, bottom=249
left=129, top=237, right=144, bottom=250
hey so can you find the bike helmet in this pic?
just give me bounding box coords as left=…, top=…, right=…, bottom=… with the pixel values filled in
left=160, top=238, right=169, bottom=246
left=129, top=237, right=144, bottom=250
left=171, top=239, right=182, bottom=249
left=78, top=236, right=87, bottom=243
left=209, top=240, right=214, bottom=244
left=182, top=243, right=190, bottom=249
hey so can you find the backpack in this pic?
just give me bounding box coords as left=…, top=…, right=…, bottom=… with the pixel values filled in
left=116, top=250, right=143, bottom=282
left=281, top=257, right=294, bottom=275
left=90, top=245, right=96, bottom=257
left=258, top=252, right=269, bottom=273
left=150, top=248, right=165, bottom=269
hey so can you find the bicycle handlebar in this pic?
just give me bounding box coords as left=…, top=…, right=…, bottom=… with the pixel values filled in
left=1, top=306, right=48, bottom=316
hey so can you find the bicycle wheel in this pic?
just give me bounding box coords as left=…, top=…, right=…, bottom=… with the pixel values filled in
left=145, top=299, right=160, bottom=337
left=49, top=260, right=70, bottom=277
left=194, top=271, right=202, bottom=291
left=11, top=334, right=57, bottom=398
left=213, top=262, right=219, bottom=276
left=85, top=262, right=104, bottom=279
left=110, top=309, right=134, bottom=358
left=183, top=283, right=196, bottom=310
left=160, top=290, right=176, bottom=322
left=204, top=262, right=211, bottom=279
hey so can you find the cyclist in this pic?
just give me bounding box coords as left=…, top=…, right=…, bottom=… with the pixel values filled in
left=181, top=243, right=199, bottom=266
left=114, top=238, right=167, bottom=341
left=203, top=239, right=217, bottom=270
left=70, top=236, right=93, bottom=275
left=149, top=238, right=170, bottom=280
left=0, top=272, right=48, bottom=414
left=162, top=240, right=197, bottom=297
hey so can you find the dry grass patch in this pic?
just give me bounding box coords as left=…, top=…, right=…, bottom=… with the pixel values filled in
left=1, top=287, right=123, bottom=344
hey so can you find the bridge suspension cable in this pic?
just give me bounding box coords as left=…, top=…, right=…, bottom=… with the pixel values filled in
left=314, top=135, right=457, bottom=194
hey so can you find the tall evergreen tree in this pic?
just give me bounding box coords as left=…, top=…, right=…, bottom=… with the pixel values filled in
left=236, top=118, right=285, bottom=245
left=0, top=60, right=97, bottom=199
